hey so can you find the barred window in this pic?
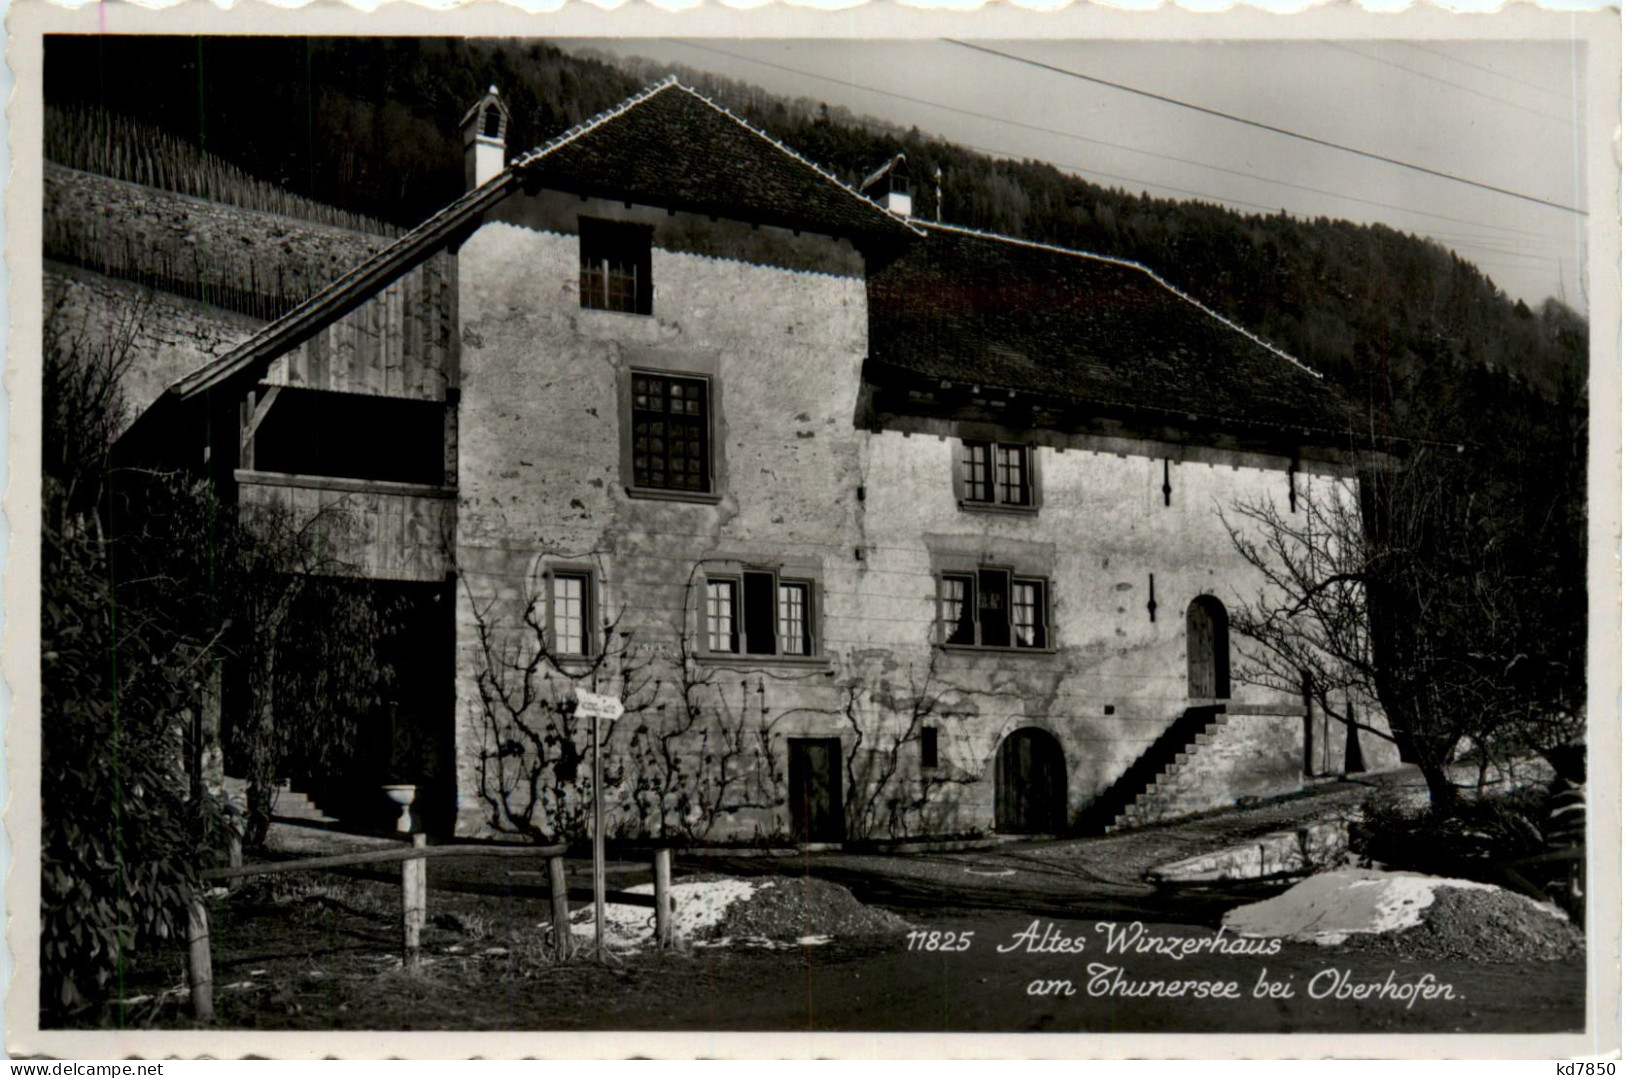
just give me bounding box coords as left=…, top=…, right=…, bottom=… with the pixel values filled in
left=631, top=373, right=710, bottom=493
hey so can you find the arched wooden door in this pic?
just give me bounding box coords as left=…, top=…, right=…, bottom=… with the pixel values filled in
left=995, top=728, right=1067, bottom=833
left=1186, top=596, right=1231, bottom=700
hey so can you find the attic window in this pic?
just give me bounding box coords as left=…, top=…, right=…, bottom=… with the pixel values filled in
left=579, top=217, right=652, bottom=315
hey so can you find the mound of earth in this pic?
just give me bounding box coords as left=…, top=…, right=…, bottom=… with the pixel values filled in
left=1222, top=868, right=1580, bottom=962
left=703, top=876, right=910, bottom=943
left=570, top=874, right=906, bottom=951
left=1336, top=884, right=1582, bottom=962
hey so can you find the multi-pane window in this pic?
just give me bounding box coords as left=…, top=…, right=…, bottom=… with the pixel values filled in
left=778, top=582, right=811, bottom=656
left=1012, top=580, right=1042, bottom=648
left=631, top=373, right=710, bottom=493
left=938, top=570, right=1049, bottom=649
left=705, top=570, right=816, bottom=657
left=706, top=580, right=737, bottom=653
left=535, top=570, right=593, bottom=657
left=960, top=441, right=1034, bottom=508
left=579, top=217, right=652, bottom=315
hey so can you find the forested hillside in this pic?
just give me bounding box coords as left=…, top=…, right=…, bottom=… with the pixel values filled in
left=45, top=35, right=1588, bottom=728
left=44, top=37, right=1585, bottom=402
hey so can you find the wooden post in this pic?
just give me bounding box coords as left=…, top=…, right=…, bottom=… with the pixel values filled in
left=1300, top=669, right=1315, bottom=777
left=592, top=709, right=606, bottom=962
left=402, top=834, right=427, bottom=968
left=226, top=829, right=243, bottom=893
left=653, top=849, right=673, bottom=950
left=549, top=854, right=572, bottom=960
left=186, top=897, right=214, bottom=1021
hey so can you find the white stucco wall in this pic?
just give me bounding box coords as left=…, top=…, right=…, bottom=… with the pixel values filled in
left=449, top=186, right=1375, bottom=842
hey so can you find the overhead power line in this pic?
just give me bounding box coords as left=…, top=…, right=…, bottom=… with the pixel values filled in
left=670, top=39, right=1553, bottom=242
left=1324, top=42, right=1573, bottom=125
left=945, top=39, right=1587, bottom=217
left=1403, top=42, right=1575, bottom=99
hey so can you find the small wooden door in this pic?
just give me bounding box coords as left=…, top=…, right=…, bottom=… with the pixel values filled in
left=1186, top=596, right=1231, bottom=700
left=995, top=728, right=1067, bottom=833
left=789, top=738, right=844, bottom=842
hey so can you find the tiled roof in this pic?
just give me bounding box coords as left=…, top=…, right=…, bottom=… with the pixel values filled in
left=172, top=81, right=913, bottom=401
left=867, top=223, right=1355, bottom=438
left=514, top=80, right=916, bottom=241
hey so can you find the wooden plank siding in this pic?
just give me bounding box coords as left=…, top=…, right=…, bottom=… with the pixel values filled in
left=237, top=471, right=453, bottom=582
left=264, top=252, right=457, bottom=401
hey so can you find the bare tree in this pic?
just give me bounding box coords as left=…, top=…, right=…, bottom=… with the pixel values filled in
left=1225, top=453, right=1583, bottom=809
left=467, top=571, right=656, bottom=843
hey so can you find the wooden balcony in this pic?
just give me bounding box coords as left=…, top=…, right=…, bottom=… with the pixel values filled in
left=235, top=469, right=454, bottom=583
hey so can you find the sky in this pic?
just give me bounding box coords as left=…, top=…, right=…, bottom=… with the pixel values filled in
left=568, top=39, right=1589, bottom=311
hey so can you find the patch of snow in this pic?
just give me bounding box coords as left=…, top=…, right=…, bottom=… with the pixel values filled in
left=570, top=877, right=761, bottom=951
left=964, top=867, right=1016, bottom=877
left=1223, top=868, right=1503, bottom=944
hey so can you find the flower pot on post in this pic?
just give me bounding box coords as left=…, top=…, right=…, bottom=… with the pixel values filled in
left=382, top=783, right=417, bottom=834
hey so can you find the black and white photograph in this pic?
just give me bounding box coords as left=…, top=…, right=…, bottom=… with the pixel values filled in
left=6, top=5, right=1620, bottom=1058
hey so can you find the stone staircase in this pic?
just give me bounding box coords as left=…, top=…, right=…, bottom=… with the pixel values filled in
left=1076, top=705, right=1228, bottom=835
left=220, top=776, right=340, bottom=825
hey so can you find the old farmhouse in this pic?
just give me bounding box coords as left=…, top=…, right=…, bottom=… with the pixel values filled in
left=114, top=80, right=1399, bottom=843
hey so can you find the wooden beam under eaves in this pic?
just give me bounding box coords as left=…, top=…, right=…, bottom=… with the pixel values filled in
left=239, top=386, right=282, bottom=469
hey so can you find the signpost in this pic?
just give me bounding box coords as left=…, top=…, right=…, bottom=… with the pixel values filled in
left=574, top=687, right=624, bottom=961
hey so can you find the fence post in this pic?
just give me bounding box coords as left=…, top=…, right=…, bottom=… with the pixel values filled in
left=186, top=897, right=214, bottom=1021
left=226, top=828, right=244, bottom=893
left=402, top=834, right=427, bottom=968
left=653, top=849, right=673, bottom=950
left=548, top=855, right=571, bottom=960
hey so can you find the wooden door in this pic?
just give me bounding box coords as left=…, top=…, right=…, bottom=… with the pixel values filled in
left=995, top=728, right=1066, bottom=833
left=1186, top=597, right=1230, bottom=700
left=789, top=738, right=844, bottom=843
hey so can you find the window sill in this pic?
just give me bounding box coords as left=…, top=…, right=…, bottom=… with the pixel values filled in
left=579, top=304, right=652, bottom=318
left=625, top=486, right=724, bottom=505
left=937, top=644, right=1056, bottom=657
left=694, top=652, right=832, bottom=669
left=957, top=500, right=1040, bottom=516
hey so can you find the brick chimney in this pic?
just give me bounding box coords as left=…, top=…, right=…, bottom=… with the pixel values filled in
left=461, top=86, right=511, bottom=190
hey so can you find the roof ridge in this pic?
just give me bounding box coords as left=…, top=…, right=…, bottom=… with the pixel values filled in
left=676, top=82, right=925, bottom=236
left=919, top=220, right=1321, bottom=379
left=510, top=76, right=682, bottom=170
left=174, top=80, right=689, bottom=397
